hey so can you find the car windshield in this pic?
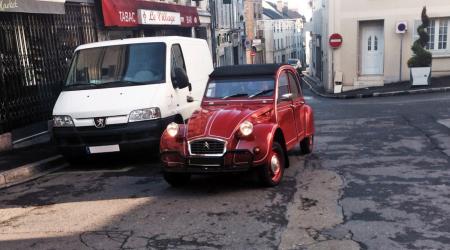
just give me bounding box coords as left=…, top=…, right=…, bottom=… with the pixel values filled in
left=65, top=43, right=166, bottom=89
left=205, top=78, right=275, bottom=99
left=288, top=59, right=298, bottom=64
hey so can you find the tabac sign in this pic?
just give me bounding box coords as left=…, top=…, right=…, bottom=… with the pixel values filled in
left=0, top=0, right=65, bottom=14
left=101, top=0, right=200, bottom=28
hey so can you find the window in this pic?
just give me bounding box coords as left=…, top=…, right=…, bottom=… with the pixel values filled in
left=368, top=36, right=372, bottom=51
left=427, top=20, right=436, bottom=50
left=439, top=20, right=448, bottom=50
left=287, top=72, right=301, bottom=98
left=423, top=18, right=449, bottom=51
left=277, top=72, right=290, bottom=101
left=171, top=44, right=186, bottom=84
left=374, top=36, right=378, bottom=51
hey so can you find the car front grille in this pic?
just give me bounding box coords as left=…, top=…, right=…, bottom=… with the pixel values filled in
left=189, top=139, right=226, bottom=155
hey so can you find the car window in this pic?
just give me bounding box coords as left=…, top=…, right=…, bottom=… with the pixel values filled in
left=205, top=78, right=275, bottom=99
left=171, top=44, right=186, bottom=82
left=278, top=71, right=290, bottom=101
left=287, top=72, right=301, bottom=98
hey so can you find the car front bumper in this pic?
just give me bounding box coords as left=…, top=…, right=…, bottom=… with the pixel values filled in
left=161, top=150, right=256, bottom=173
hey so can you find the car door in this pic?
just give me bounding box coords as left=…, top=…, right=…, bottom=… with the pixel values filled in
left=287, top=71, right=306, bottom=138
left=276, top=70, right=297, bottom=148
left=170, top=44, right=190, bottom=119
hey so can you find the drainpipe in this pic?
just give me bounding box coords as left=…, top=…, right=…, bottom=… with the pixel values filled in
left=209, top=0, right=217, bottom=66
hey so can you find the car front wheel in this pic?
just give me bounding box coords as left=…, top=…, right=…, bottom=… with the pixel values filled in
left=163, top=172, right=191, bottom=187
left=258, top=142, right=285, bottom=187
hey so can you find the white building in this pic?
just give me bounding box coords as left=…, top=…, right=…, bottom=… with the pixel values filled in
left=214, top=0, right=245, bottom=66
left=258, top=0, right=306, bottom=65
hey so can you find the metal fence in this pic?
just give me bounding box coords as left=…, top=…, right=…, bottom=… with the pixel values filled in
left=0, top=3, right=98, bottom=134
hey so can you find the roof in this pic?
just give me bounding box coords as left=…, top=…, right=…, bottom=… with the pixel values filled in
left=75, top=36, right=205, bottom=51
left=210, top=64, right=287, bottom=78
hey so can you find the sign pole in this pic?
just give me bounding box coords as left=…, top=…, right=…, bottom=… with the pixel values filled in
left=399, top=34, right=404, bottom=82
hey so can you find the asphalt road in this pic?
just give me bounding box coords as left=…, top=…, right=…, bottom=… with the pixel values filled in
left=0, top=90, right=449, bottom=250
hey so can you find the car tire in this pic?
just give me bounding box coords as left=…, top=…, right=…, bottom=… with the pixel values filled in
left=258, top=142, right=285, bottom=187
left=163, top=172, right=191, bottom=187
left=300, top=135, right=314, bottom=155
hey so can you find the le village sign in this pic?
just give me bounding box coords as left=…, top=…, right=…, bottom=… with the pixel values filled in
left=0, top=0, right=65, bottom=14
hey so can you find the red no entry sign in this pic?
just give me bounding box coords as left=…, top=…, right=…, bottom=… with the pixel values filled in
left=329, top=33, right=343, bottom=48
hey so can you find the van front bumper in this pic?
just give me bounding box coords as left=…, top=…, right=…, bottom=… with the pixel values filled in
left=53, top=117, right=175, bottom=153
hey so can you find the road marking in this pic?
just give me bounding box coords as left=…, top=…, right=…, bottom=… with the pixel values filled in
left=437, top=119, right=450, bottom=129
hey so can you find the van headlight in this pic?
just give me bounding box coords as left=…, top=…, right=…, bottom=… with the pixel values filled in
left=53, top=115, right=74, bottom=127
left=166, top=122, right=179, bottom=137
left=129, top=108, right=161, bottom=122
left=239, top=120, right=253, bottom=136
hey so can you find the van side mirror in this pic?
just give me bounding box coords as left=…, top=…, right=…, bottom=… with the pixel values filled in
left=173, top=68, right=191, bottom=90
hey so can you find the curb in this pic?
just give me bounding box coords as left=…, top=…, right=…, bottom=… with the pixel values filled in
left=303, top=76, right=450, bottom=99
left=0, top=155, right=68, bottom=189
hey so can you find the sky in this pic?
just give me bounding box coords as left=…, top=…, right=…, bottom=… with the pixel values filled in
left=287, top=0, right=312, bottom=20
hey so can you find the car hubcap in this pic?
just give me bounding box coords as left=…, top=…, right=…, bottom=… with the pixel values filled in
left=270, top=154, right=281, bottom=181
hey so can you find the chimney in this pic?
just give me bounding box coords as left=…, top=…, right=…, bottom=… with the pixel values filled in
left=282, top=1, right=288, bottom=15
left=276, top=0, right=283, bottom=12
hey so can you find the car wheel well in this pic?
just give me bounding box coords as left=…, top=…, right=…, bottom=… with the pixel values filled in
left=273, top=128, right=290, bottom=168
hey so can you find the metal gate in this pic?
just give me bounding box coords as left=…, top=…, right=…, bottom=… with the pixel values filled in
left=0, top=3, right=98, bottom=134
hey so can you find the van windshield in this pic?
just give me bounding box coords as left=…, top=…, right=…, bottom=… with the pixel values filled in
left=65, top=43, right=166, bottom=90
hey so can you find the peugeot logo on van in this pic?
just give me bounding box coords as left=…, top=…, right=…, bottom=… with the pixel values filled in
left=94, top=117, right=106, bottom=128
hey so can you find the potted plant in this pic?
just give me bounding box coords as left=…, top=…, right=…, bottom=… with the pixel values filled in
left=407, top=7, right=432, bottom=86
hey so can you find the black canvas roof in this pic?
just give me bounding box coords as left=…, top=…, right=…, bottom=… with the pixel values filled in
left=210, top=64, right=286, bottom=78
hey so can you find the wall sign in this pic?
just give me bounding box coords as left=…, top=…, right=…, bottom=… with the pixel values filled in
left=0, top=0, right=65, bottom=14
left=138, top=9, right=181, bottom=26
left=329, top=33, right=343, bottom=49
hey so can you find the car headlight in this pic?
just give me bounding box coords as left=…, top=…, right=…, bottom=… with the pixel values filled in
left=239, top=120, right=253, bottom=136
left=166, top=122, right=179, bottom=137
left=53, top=115, right=74, bottom=127
left=129, top=108, right=161, bottom=122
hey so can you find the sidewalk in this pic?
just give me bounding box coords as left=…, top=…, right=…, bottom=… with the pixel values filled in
left=303, top=75, right=450, bottom=99
left=0, top=128, right=66, bottom=189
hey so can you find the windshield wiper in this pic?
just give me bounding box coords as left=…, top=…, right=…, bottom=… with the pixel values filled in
left=222, top=93, right=249, bottom=99
left=65, top=82, right=97, bottom=88
left=249, top=89, right=274, bottom=98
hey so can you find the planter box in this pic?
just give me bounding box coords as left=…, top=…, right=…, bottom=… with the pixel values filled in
left=410, top=67, right=431, bottom=86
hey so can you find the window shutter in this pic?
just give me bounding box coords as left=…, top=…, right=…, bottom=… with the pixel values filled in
left=412, top=20, right=421, bottom=41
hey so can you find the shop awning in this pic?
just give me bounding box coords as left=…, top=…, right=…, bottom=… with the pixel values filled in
left=101, top=0, right=200, bottom=28
left=0, top=0, right=65, bottom=14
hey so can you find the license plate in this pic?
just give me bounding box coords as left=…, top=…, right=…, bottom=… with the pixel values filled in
left=88, top=145, right=120, bottom=154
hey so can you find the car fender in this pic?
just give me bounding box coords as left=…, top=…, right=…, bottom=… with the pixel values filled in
left=160, top=124, right=187, bottom=154
left=304, top=105, right=315, bottom=136
left=235, top=123, right=279, bottom=165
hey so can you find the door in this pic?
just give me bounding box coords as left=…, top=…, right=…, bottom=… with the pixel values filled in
left=171, top=44, right=190, bottom=119
left=287, top=71, right=305, bottom=139
left=360, top=22, right=384, bottom=75
left=276, top=71, right=297, bottom=148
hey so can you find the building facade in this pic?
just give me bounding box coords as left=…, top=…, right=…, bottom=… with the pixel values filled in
left=309, top=0, right=450, bottom=93
left=259, top=0, right=305, bottom=65
left=244, top=0, right=264, bottom=64
left=214, top=0, right=245, bottom=66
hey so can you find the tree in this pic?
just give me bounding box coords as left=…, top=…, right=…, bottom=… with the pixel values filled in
left=407, top=7, right=432, bottom=68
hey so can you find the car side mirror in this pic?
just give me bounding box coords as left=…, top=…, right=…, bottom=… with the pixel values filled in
left=173, top=67, right=191, bottom=90
left=187, top=95, right=194, bottom=103
left=280, top=93, right=293, bottom=101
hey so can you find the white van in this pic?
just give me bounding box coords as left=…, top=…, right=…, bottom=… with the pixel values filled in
left=52, top=37, right=213, bottom=160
